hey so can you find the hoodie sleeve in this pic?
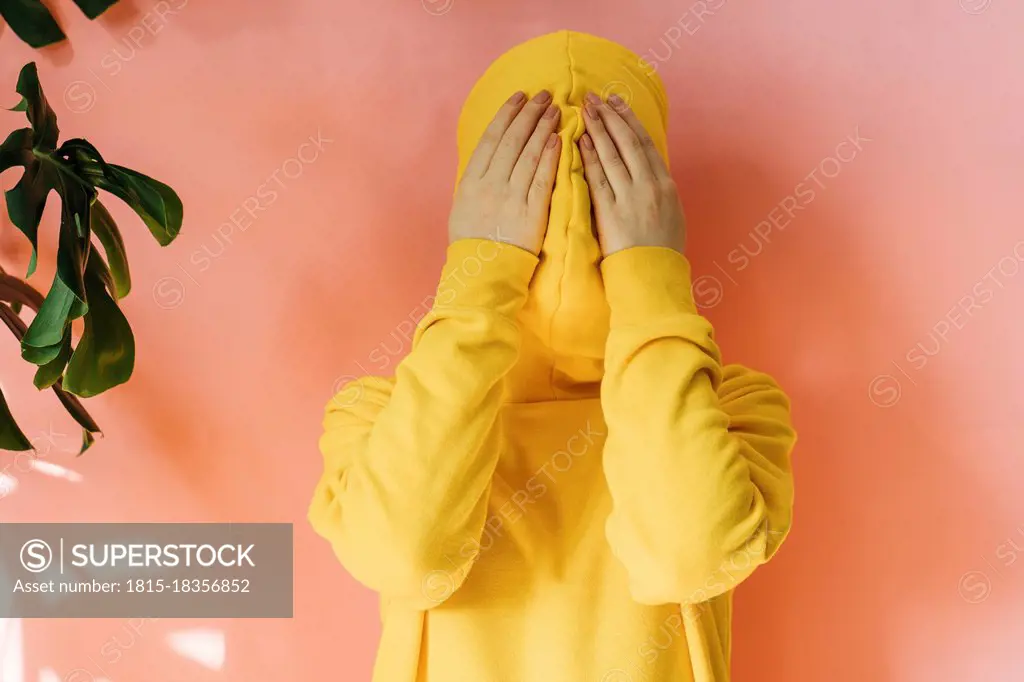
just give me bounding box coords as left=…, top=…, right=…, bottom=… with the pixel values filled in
left=599, top=246, right=796, bottom=607
left=308, top=238, right=538, bottom=611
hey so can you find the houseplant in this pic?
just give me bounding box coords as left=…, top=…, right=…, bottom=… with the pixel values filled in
left=1, top=61, right=182, bottom=453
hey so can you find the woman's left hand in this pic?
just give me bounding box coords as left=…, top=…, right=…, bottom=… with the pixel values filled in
left=579, top=92, right=686, bottom=257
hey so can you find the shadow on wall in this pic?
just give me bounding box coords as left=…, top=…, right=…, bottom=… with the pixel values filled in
left=682, top=146, right=1016, bottom=681
left=5, top=6, right=1022, bottom=679
left=6, top=0, right=294, bottom=84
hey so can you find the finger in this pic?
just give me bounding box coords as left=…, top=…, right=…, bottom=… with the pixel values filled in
left=489, top=90, right=553, bottom=179
left=463, top=91, right=528, bottom=179
left=511, top=104, right=561, bottom=195
left=582, top=98, right=632, bottom=192
left=609, top=94, right=671, bottom=180
left=587, top=92, right=654, bottom=182
left=526, top=133, right=561, bottom=220
left=580, top=133, right=615, bottom=207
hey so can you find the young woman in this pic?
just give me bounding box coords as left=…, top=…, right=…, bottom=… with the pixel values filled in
left=309, top=30, right=796, bottom=682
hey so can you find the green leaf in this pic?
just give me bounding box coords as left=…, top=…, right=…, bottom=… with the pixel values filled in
left=0, top=384, right=33, bottom=452
left=15, top=63, right=60, bottom=151
left=3, top=63, right=67, bottom=276
left=20, top=188, right=92, bottom=358
left=71, top=0, right=118, bottom=19
left=90, top=200, right=130, bottom=298
left=62, top=139, right=183, bottom=246
left=0, top=268, right=60, bottom=372
left=4, top=160, right=52, bottom=276
left=19, top=166, right=92, bottom=361
left=53, top=169, right=92, bottom=310
left=63, top=252, right=134, bottom=397
left=33, top=326, right=72, bottom=389
left=2, top=128, right=49, bottom=276
left=90, top=249, right=116, bottom=294
left=79, top=427, right=95, bottom=455
left=22, top=275, right=76, bottom=364
left=0, top=2, right=66, bottom=49
left=104, top=164, right=183, bottom=245
left=0, top=128, right=32, bottom=171
left=0, top=301, right=101, bottom=441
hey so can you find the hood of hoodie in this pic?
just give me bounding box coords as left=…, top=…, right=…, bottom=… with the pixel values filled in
left=455, top=30, right=670, bottom=402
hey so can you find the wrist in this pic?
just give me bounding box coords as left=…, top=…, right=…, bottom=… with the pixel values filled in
left=601, top=224, right=686, bottom=258
left=600, top=246, right=698, bottom=325
left=434, top=238, right=538, bottom=312
left=603, top=238, right=684, bottom=258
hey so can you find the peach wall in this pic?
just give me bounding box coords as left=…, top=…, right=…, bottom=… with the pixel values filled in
left=1, top=1, right=1022, bottom=680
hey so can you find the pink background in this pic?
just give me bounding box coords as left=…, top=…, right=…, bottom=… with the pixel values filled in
left=2, top=0, right=1023, bottom=680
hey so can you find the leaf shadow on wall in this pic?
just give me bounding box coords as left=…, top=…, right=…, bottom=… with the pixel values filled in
left=680, top=152, right=1016, bottom=682
left=95, top=0, right=144, bottom=30
left=13, top=0, right=75, bottom=66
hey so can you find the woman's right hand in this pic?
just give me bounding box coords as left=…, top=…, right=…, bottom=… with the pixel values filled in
left=448, top=90, right=562, bottom=256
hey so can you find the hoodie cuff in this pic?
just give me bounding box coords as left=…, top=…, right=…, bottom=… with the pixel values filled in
left=601, top=246, right=698, bottom=325
left=434, top=238, right=538, bottom=313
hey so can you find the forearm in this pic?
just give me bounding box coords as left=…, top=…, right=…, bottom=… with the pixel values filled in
left=361, top=239, right=536, bottom=560
left=600, top=246, right=795, bottom=604
left=310, top=238, right=539, bottom=605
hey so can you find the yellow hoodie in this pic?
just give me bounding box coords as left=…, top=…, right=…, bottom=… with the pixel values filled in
left=309, top=30, right=796, bottom=682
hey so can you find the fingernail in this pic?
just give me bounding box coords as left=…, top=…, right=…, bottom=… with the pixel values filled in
left=580, top=134, right=594, bottom=150
left=585, top=92, right=602, bottom=105
left=546, top=133, right=559, bottom=149
left=608, top=94, right=625, bottom=108
left=534, top=90, right=552, bottom=104
left=544, top=105, right=559, bottom=119
left=509, top=91, right=526, bottom=104
left=585, top=103, right=598, bottom=119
